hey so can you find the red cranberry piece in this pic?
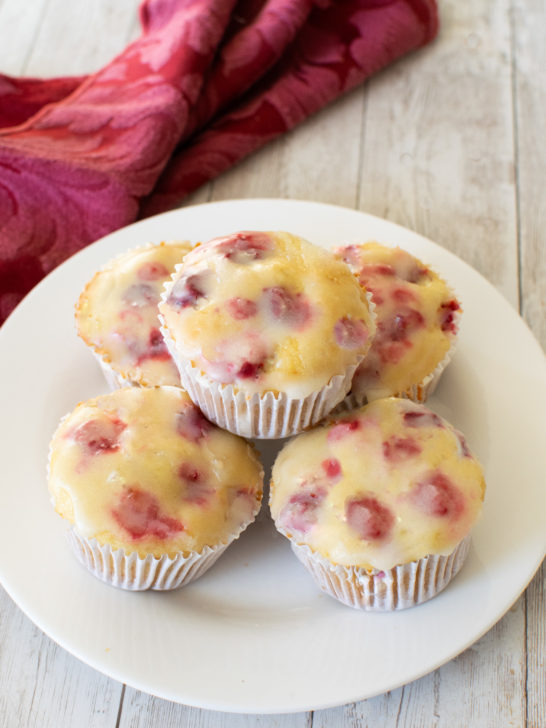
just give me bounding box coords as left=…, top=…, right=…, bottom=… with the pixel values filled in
left=137, top=328, right=170, bottom=364
left=178, top=463, right=214, bottom=505
left=403, top=409, right=443, bottom=428
left=363, top=284, right=384, bottom=305
left=178, top=463, right=202, bottom=482
left=403, top=264, right=429, bottom=283
left=345, top=495, right=394, bottom=541
left=383, top=436, right=422, bottom=462
left=440, top=299, right=461, bottom=333
left=134, top=329, right=170, bottom=365
left=148, top=327, right=168, bottom=356
left=73, top=417, right=126, bottom=455
left=237, top=360, right=264, bottom=379
left=137, top=261, right=169, bottom=281
left=122, top=283, right=157, bottom=308
left=322, top=458, right=342, bottom=480
left=410, top=471, right=464, bottom=519
left=390, top=309, right=425, bottom=341
left=217, top=232, right=272, bottom=264
left=334, top=317, right=369, bottom=349
left=327, top=419, right=361, bottom=443
left=112, top=486, right=183, bottom=540
left=279, top=486, right=327, bottom=534
left=167, top=273, right=207, bottom=309
left=376, top=339, right=412, bottom=364
left=226, top=297, right=257, bottom=320
left=391, top=287, right=417, bottom=304
left=264, top=286, right=311, bottom=329
left=360, top=263, right=396, bottom=277
left=175, top=405, right=212, bottom=442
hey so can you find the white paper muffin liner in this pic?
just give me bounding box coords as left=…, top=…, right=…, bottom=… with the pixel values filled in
left=162, top=345, right=362, bottom=439
left=93, top=351, right=137, bottom=391
left=67, top=529, right=228, bottom=591
left=291, top=536, right=471, bottom=611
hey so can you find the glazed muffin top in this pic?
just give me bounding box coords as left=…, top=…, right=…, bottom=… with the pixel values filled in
left=270, top=397, right=485, bottom=571
left=334, top=242, right=461, bottom=401
left=76, top=242, right=192, bottom=387
left=159, top=231, right=376, bottom=398
left=48, top=387, right=263, bottom=557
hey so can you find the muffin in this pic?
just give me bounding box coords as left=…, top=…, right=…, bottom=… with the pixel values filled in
left=159, top=231, right=376, bottom=438
left=48, top=386, right=263, bottom=590
left=334, top=242, right=461, bottom=405
left=76, top=241, right=193, bottom=388
left=270, top=397, right=485, bottom=610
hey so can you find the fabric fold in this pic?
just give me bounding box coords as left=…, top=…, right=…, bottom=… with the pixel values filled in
left=0, top=0, right=438, bottom=324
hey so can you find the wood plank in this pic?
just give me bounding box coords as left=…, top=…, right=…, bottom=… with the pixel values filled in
left=314, top=591, right=527, bottom=728
left=24, top=0, right=138, bottom=76
left=0, top=586, right=122, bottom=728
left=0, top=0, right=50, bottom=75
left=119, top=689, right=311, bottom=728
left=526, top=562, right=545, bottom=728
left=512, top=0, right=546, bottom=349
left=358, top=0, right=519, bottom=307
left=511, top=4, right=546, bottom=727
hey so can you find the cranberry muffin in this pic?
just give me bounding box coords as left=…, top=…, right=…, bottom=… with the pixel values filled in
left=48, top=386, right=263, bottom=590
left=335, top=242, right=460, bottom=404
left=76, top=242, right=192, bottom=388
left=159, top=231, right=376, bottom=438
left=270, top=397, right=485, bottom=610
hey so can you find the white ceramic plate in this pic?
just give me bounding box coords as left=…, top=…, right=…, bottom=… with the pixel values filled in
left=0, top=199, right=544, bottom=714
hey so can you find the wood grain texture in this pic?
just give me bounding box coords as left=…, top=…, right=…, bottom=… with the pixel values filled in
left=0, top=0, right=51, bottom=74
left=358, top=0, right=519, bottom=306
left=0, top=1, right=544, bottom=727
left=313, top=590, right=527, bottom=728
left=0, top=585, right=123, bottom=728
left=511, top=0, right=546, bottom=349
left=526, top=562, right=545, bottom=728
left=119, top=689, right=311, bottom=728
left=23, top=0, right=137, bottom=76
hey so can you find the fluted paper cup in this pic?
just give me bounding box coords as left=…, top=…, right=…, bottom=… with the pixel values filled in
left=162, top=348, right=363, bottom=439
left=291, top=536, right=471, bottom=611
left=67, top=529, right=228, bottom=591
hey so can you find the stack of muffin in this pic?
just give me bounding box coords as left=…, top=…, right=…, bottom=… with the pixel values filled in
left=48, top=230, right=485, bottom=610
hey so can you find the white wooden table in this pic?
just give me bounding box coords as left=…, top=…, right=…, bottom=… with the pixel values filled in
left=1, top=1, right=544, bottom=726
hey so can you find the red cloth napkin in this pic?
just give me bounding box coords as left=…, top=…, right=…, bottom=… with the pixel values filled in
left=0, top=0, right=437, bottom=324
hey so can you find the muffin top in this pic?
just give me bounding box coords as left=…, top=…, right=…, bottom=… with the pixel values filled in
left=334, top=242, right=461, bottom=401
left=270, top=397, right=485, bottom=571
left=76, top=242, right=192, bottom=387
left=48, top=387, right=263, bottom=557
left=159, top=231, right=376, bottom=398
